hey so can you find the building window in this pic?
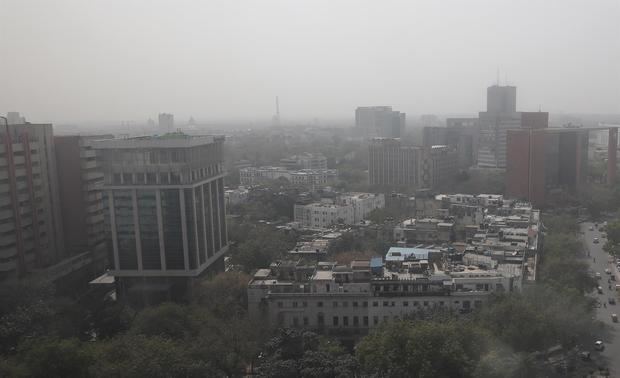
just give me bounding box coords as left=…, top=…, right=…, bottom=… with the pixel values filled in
left=414, top=301, right=419, bottom=307
left=343, top=316, right=349, bottom=326
left=403, top=301, right=409, bottom=306
left=342, top=301, right=348, bottom=307
left=373, top=316, right=379, bottom=325
left=373, top=301, right=378, bottom=307
left=362, top=301, right=368, bottom=307
left=423, top=301, right=429, bottom=306
left=303, top=317, right=309, bottom=326
left=146, top=172, right=157, bottom=184
left=353, top=316, right=359, bottom=326
left=292, top=317, right=299, bottom=327
left=317, top=302, right=323, bottom=307
left=383, top=301, right=388, bottom=307
left=333, top=316, right=339, bottom=326
left=171, top=172, right=181, bottom=184
left=160, top=173, right=169, bottom=184
left=293, top=302, right=298, bottom=308
left=363, top=316, right=369, bottom=326
left=332, top=301, right=338, bottom=308
left=277, top=302, right=283, bottom=308
left=391, top=301, right=395, bottom=307
left=113, top=173, right=121, bottom=184
left=352, top=301, right=358, bottom=307
left=383, top=316, right=389, bottom=323
left=302, top=301, right=307, bottom=308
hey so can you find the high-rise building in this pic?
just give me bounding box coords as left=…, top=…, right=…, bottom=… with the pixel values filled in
left=422, top=119, right=479, bottom=169
left=368, top=138, right=457, bottom=191
left=355, top=106, right=405, bottom=138
left=506, top=127, right=601, bottom=206
left=92, top=133, right=228, bottom=302
left=54, top=136, right=109, bottom=281
left=0, top=122, right=64, bottom=279
left=158, top=113, right=174, bottom=132
left=477, top=85, right=550, bottom=168
left=6, top=112, right=26, bottom=125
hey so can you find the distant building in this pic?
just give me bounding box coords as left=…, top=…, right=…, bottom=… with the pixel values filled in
left=293, top=192, right=384, bottom=229
left=280, top=153, right=328, bottom=170
left=240, top=166, right=337, bottom=189
left=355, top=106, right=405, bottom=138
left=225, top=186, right=249, bottom=207
left=158, top=113, right=174, bottom=132
left=6, top=112, right=26, bottom=125
left=368, top=138, right=457, bottom=190
left=477, top=85, right=549, bottom=168
left=92, top=133, right=228, bottom=303
left=505, top=127, right=613, bottom=206
left=0, top=122, right=64, bottom=279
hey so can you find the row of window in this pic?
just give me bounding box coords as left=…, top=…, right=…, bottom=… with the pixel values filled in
left=277, top=299, right=483, bottom=309
left=111, top=166, right=221, bottom=185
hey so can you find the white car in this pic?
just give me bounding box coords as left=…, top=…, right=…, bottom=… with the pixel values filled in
left=595, top=340, right=604, bottom=351
left=593, top=238, right=600, bottom=244
left=605, top=268, right=611, bottom=275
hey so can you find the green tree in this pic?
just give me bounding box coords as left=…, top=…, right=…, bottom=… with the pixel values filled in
left=356, top=320, right=488, bottom=378
left=193, top=272, right=251, bottom=318
left=9, top=337, right=94, bottom=378
left=257, top=329, right=357, bottom=378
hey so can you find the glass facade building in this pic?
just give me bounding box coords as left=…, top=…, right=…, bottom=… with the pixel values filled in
left=93, top=134, right=227, bottom=301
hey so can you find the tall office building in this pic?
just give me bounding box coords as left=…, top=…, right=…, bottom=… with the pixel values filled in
left=158, top=113, right=174, bottom=133
left=355, top=106, right=405, bottom=138
left=92, top=133, right=228, bottom=302
left=0, top=122, right=64, bottom=280
left=368, top=138, right=457, bottom=191
left=477, top=85, right=549, bottom=168
left=422, top=118, right=479, bottom=169
left=506, top=127, right=596, bottom=206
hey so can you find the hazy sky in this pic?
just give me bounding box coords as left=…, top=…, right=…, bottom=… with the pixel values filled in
left=1, top=0, right=619, bottom=124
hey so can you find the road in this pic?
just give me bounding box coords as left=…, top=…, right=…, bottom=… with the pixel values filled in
left=582, top=221, right=620, bottom=375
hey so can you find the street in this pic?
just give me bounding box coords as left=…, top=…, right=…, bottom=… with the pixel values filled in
left=582, top=221, right=620, bottom=376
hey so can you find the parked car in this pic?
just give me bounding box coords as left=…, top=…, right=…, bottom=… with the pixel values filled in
left=579, top=351, right=591, bottom=360
left=597, top=286, right=603, bottom=294
left=596, top=272, right=602, bottom=279
left=593, top=237, right=600, bottom=244
left=605, top=268, right=611, bottom=274
left=594, top=340, right=604, bottom=351
left=608, top=297, right=616, bottom=305
left=612, top=314, right=618, bottom=323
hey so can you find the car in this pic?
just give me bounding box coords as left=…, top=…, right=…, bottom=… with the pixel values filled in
left=593, top=238, right=600, bottom=244
left=613, top=314, right=618, bottom=323
left=605, top=268, right=611, bottom=274
left=596, top=272, right=602, bottom=279
left=589, top=226, right=594, bottom=231
left=597, top=286, right=604, bottom=294
left=609, top=297, right=616, bottom=305
left=579, top=351, right=591, bottom=360
left=594, top=340, right=604, bottom=351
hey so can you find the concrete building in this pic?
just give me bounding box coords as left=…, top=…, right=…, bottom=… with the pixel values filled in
left=355, top=106, right=405, bottom=138
left=477, top=85, right=549, bottom=168
left=53, top=135, right=110, bottom=285
left=0, top=122, right=64, bottom=280
left=368, top=138, right=458, bottom=191
left=158, top=113, right=174, bottom=133
left=506, top=127, right=617, bottom=206
left=280, top=153, right=328, bottom=170
left=293, top=193, right=384, bottom=229
left=92, top=133, right=228, bottom=302
left=250, top=195, right=539, bottom=338
left=240, top=166, right=337, bottom=189
left=224, top=186, right=249, bottom=207
left=248, top=250, right=522, bottom=338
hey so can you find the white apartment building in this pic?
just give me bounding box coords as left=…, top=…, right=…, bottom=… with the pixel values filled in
left=294, top=193, right=384, bottom=229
